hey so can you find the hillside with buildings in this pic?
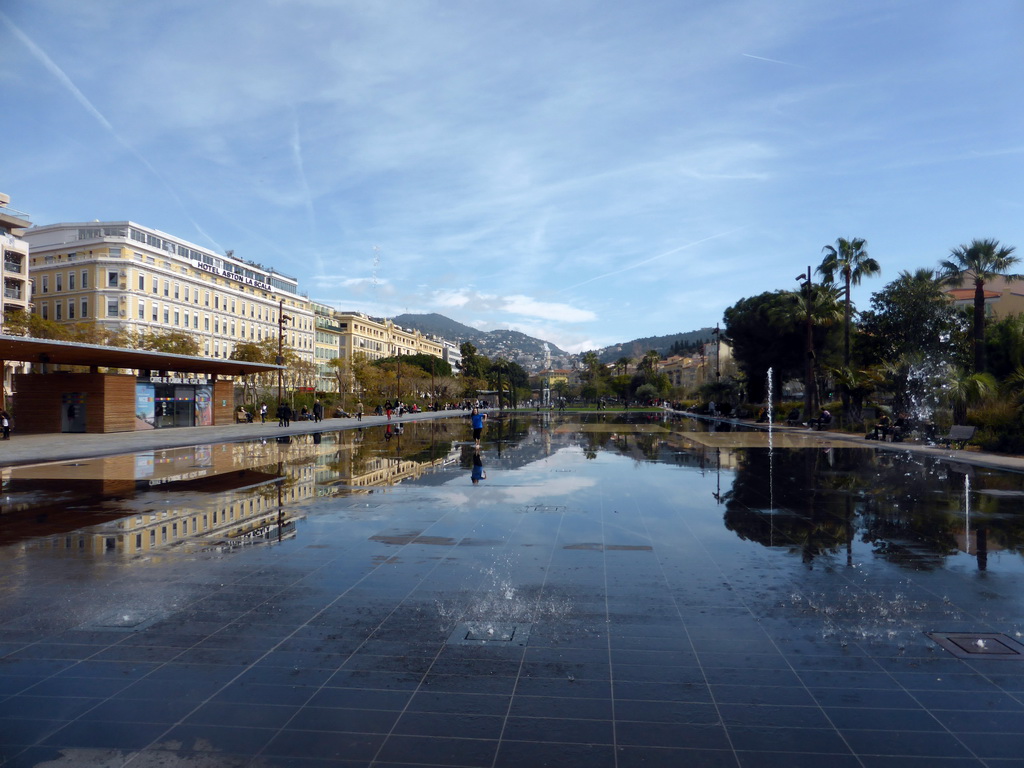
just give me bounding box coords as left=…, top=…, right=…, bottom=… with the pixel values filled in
left=590, top=328, right=717, bottom=364
left=392, top=313, right=573, bottom=372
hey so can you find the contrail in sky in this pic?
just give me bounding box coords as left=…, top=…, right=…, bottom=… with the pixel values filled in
left=0, top=11, right=222, bottom=252
left=742, top=53, right=802, bottom=67
left=289, top=110, right=323, bottom=275
left=556, top=228, right=744, bottom=294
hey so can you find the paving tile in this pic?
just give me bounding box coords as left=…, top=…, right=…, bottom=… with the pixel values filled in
left=839, top=728, right=975, bottom=758
left=375, top=734, right=499, bottom=766
left=494, top=739, right=616, bottom=768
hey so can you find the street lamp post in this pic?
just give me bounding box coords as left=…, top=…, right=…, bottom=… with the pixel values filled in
left=796, top=267, right=813, bottom=422
left=277, top=299, right=292, bottom=409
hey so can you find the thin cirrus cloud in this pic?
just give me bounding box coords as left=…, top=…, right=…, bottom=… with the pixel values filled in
left=3, top=1, right=1023, bottom=353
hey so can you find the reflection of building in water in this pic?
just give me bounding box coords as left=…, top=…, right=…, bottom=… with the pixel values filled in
left=311, top=428, right=460, bottom=494
left=0, top=422, right=470, bottom=561
left=0, top=440, right=319, bottom=558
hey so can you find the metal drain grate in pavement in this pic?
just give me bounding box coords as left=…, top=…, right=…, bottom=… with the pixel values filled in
left=927, top=632, right=1024, bottom=659
left=447, top=622, right=532, bottom=646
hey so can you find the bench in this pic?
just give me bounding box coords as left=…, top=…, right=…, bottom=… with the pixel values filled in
left=941, top=425, right=976, bottom=449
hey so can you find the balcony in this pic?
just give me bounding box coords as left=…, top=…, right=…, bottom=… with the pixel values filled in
left=4, top=287, right=23, bottom=300
left=3, top=260, right=22, bottom=274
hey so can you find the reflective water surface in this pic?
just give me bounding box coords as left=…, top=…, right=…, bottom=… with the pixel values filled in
left=5, top=412, right=1024, bottom=765
left=4, top=413, right=1024, bottom=578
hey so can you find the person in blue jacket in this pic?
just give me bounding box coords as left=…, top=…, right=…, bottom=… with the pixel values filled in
left=471, top=407, right=486, bottom=448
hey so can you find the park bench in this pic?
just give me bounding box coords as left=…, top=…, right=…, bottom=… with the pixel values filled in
left=941, top=425, right=976, bottom=449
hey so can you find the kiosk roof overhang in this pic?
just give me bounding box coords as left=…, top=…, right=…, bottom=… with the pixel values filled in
left=0, top=336, right=284, bottom=377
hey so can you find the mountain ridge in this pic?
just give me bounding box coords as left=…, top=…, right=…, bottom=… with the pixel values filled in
left=392, top=313, right=714, bottom=372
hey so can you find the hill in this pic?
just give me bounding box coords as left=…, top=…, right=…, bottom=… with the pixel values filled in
left=392, top=313, right=571, bottom=371
left=590, top=328, right=716, bottom=364
left=392, top=313, right=715, bottom=373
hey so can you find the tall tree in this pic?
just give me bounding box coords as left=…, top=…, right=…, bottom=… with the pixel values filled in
left=857, top=268, right=967, bottom=368
left=938, top=238, right=1020, bottom=372
left=770, top=282, right=844, bottom=416
left=724, top=291, right=807, bottom=403
left=817, top=237, right=880, bottom=369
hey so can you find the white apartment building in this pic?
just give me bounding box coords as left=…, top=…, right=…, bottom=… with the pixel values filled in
left=0, top=194, right=32, bottom=321
left=0, top=193, right=33, bottom=401
left=313, top=301, right=343, bottom=393
left=22, top=222, right=314, bottom=365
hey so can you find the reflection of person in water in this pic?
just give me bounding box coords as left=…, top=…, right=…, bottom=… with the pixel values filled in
left=471, top=450, right=486, bottom=484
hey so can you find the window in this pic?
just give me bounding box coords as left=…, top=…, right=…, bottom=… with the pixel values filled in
left=214, top=295, right=220, bottom=310
left=174, top=283, right=179, bottom=300
left=138, top=301, right=145, bottom=320
left=204, top=315, right=209, bottom=331
left=80, top=299, right=88, bottom=318
left=41, top=276, right=48, bottom=293
left=55, top=274, right=62, bottom=292
left=163, top=280, right=169, bottom=297
left=152, top=277, right=158, bottom=294
left=107, top=270, right=118, bottom=288
left=174, top=310, right=179, bottom=326
left=107, top=298, right=118, bottom=317
left=68, top=272, right=76, bottom=290
left=193, top=314, right=198, bottom=329
left=67, top=300, right=75, bottom=320
left=81, top=270, right=88, bottom=289
left=163, top=308, right=169, bottom=324
left=40, top=303, right=48, bottom=320
left=152, top=305, right=158, bottom=322
left=184, top=310, right=189, bottom=328
left=214, top=319, right=220, bottom=334
left=138, top=274, right=145, bottom=291
left=55, top=303, right=62, bottom=320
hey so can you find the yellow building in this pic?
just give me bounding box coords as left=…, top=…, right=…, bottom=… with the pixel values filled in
left=944, top=275, right=1024, bottom=321
left=334, top=311, right=444, bottom=362
left=22, top=221, right=315, bottom=365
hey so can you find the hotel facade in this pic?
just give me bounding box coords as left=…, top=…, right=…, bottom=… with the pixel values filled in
left=20, top=220, right=451, bottom=404
left=23, top=222, right=316, bottom=363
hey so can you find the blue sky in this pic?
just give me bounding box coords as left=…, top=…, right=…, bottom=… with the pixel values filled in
left=2, top=1, right=1023, bottom=353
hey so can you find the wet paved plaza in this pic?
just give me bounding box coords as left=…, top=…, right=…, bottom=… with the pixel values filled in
left=4, top=413, right=1024, bottom=767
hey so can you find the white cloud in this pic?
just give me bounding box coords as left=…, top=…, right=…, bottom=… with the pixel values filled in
left=501, top=295, right=596, bottom=323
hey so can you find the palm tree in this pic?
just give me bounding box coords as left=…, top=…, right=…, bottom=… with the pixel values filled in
left=938, top=238, right=1020, bottom=373
left=817, top=237, right=881, bottom=369
left=944, top=367, right=997, bottom=425
left=770, top=282, right=844, bottom=417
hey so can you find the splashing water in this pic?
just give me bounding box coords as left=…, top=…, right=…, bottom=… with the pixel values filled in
left=767, top=367, right=774, bottom=517
left=964, top=474, right=971, bottom=554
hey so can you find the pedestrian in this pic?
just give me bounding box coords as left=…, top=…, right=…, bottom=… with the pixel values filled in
left=313, top=400, right=323, bottom=423
left=0, top=410, right=10, bottom=440
left=260, top=402, right=267, bottom=423
left=277, top=402, right=290, bottom=427
left=471, top=449, right=486, bottom=484
left=357, top=401, right=364, bottom=421
left=471, top=407, right=486, bottom=448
